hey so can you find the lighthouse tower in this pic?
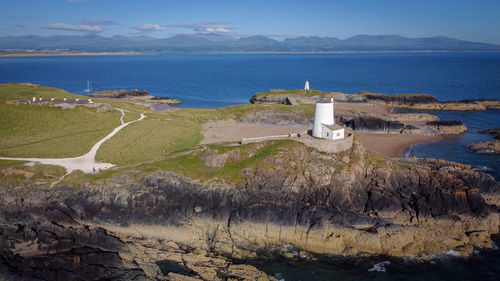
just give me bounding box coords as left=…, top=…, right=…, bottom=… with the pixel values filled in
left=304, top=80, right=310, bottom=90
left=312, top=98, right=334, bottom=137
left=312, top=98, right=344, bottom=140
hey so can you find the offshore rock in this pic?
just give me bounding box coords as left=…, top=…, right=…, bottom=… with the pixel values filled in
left=91, top=89, right=182, bottom=104
left=425, top=120, right=467, bottom=134
left=467, top=140, right=500, bottom=154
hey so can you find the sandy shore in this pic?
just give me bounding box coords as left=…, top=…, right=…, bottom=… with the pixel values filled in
left=0, top=52, right=142, bottom=57
left=355, top=132, right=443, bottom=158
left=201, top=120, right=310, bottom=144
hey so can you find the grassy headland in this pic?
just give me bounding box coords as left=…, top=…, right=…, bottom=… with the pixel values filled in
left=0, top=84, right=121, bottom=158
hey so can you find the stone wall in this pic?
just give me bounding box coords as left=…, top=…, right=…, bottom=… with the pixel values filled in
left=296, top=133, right=353, bottom=153
left=241, top=132, right=353, bottom=154
left=241, top=134, right=297, bottom=145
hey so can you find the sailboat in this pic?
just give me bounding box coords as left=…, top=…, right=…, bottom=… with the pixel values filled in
left=83, top=80, right=92, bottom=94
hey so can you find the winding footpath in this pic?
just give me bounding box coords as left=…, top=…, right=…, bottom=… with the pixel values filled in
left=0, top=109, right=146, bottom=174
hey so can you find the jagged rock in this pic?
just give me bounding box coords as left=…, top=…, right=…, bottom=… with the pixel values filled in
left=467, top=140, right=500, bottom=154
left=339, top=115, right=405, bottom=134
left=479, top=128, right=500, bottom=139
left=90, top=89, right=182, bottom=104
left=425, top=120, right=467, bottom=134
left=0, top=143, right=499, bottom=280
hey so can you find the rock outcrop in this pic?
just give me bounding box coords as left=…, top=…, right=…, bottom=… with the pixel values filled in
left=425, top=120, right=467, bottom=134
left=339, top=115, right=405, bottom=134
left=0, top=140, right=499, bottom=280
left=91, top=89, right=182, bottom=104
left=467, top=140, right=500, bottom=154
left=249, top=90, right=500, bottom=111
left=480, top=128, right=500, bottom=140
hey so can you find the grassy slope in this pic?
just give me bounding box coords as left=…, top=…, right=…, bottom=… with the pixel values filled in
left=0, top=159, right=67, bottom=186
left=95, top=103, right=314, bottom=166
left=0, top=83, right=86, bottom=101
left=0, top=84, right=121, bottom=157
left=0, top=84, right=324, bottom=186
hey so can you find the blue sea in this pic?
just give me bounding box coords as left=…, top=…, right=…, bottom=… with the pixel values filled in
left=0, top=52, right=499, bottom=280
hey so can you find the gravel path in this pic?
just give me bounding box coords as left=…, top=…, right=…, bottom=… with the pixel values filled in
left=0, top=109, right=146, bottom=174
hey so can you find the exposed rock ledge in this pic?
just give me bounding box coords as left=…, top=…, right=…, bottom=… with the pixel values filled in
left=467, top=128, right=500, bottom=154
left=91, top=89, right=182, bottom=105
left=0, top=141, right=499, bottom=280
left=250, top=90, right=500, bottom=111
left=467, top=140, right=500, bottom=154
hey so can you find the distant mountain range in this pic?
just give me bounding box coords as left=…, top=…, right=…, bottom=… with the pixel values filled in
left=1, top=34, right=499, bottom=52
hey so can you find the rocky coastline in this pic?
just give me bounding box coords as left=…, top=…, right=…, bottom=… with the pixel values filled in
left=91, top=89, right=182, bottom=105
left=1, top=140, right=499, bottom=280
left=250, top=90, right=500, bottom=111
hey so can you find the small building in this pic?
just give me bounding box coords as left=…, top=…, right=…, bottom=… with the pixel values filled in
left=312, top=98, right=344, bottom=140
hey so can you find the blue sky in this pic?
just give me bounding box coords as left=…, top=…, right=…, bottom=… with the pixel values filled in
left=1, top=0, right=499, bottom=44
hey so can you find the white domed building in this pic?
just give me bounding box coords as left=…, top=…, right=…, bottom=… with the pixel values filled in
left=312, top=98, right=344, bottom=140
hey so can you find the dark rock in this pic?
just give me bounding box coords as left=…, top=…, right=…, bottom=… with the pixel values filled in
left=339, top=115, right=404, bottom=134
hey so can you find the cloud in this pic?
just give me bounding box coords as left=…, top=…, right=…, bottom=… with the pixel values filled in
left=169, top=21, right=241, bottom=34
left=81, top=19, right=120, bottom=26
left=42, top=23, right=103, bottom=32
left=134, top=24, right=166, bottom=32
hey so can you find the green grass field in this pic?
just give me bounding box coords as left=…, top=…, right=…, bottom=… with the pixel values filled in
left=0, top=84, right=122, bottom=158
left=0, top=159, right=67, bottom=186
left=0, top=83, right=323, bottom=186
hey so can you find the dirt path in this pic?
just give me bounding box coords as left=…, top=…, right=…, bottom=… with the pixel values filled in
left=0, top=109, right=146, bottom=174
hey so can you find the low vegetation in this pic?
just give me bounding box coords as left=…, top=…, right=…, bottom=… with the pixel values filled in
left=0, top=83, right=327, bottom=184
left=0, top=84, right=121, bottom=158
left=253, top=89, right=330, bottom=98
left=0, top=160, right=66, bottom=186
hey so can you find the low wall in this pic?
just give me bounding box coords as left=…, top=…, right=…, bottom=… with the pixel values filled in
left=240, top=132, right=353, bottom=154
left=296, top=133, right=353, bottom=154
left=241, top=134, right=298, bottom=145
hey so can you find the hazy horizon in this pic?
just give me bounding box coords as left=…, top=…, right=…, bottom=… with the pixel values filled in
left=1, top=0, right=500, bottom=44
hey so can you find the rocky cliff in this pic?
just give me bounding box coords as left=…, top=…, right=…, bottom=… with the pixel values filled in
left=0, top=140, right=499, bottom=280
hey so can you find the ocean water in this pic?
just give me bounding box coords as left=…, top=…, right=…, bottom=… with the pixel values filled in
left=0, top=52, right=499, bottom=280
left=253, top=235, right=500, bottom=281
left=0, top=52, right=499, bottom=108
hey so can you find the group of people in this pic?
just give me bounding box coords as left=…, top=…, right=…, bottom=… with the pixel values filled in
left=92, top=167, right=102, bottom=173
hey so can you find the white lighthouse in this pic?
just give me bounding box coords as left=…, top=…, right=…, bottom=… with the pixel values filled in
left=312, top=98, right=344, bottom=140
left=304, top=80, right=310, bottom=90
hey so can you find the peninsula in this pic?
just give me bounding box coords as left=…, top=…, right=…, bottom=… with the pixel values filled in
left=0, top=83, right=499, bottom=281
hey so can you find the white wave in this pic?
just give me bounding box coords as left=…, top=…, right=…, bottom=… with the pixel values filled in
left=274, top=272, right=285, bottom=281
left=368, top=261, right=391, bottom=272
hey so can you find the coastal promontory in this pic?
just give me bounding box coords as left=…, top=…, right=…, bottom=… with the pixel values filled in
left=0, top=83, right=499, bottom=280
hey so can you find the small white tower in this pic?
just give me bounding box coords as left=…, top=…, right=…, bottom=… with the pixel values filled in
left=312, top=97, right=344, bottom=140
left=312, top=98, right=334, bottom=137
left=304, top=80, right=310, bottom=90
